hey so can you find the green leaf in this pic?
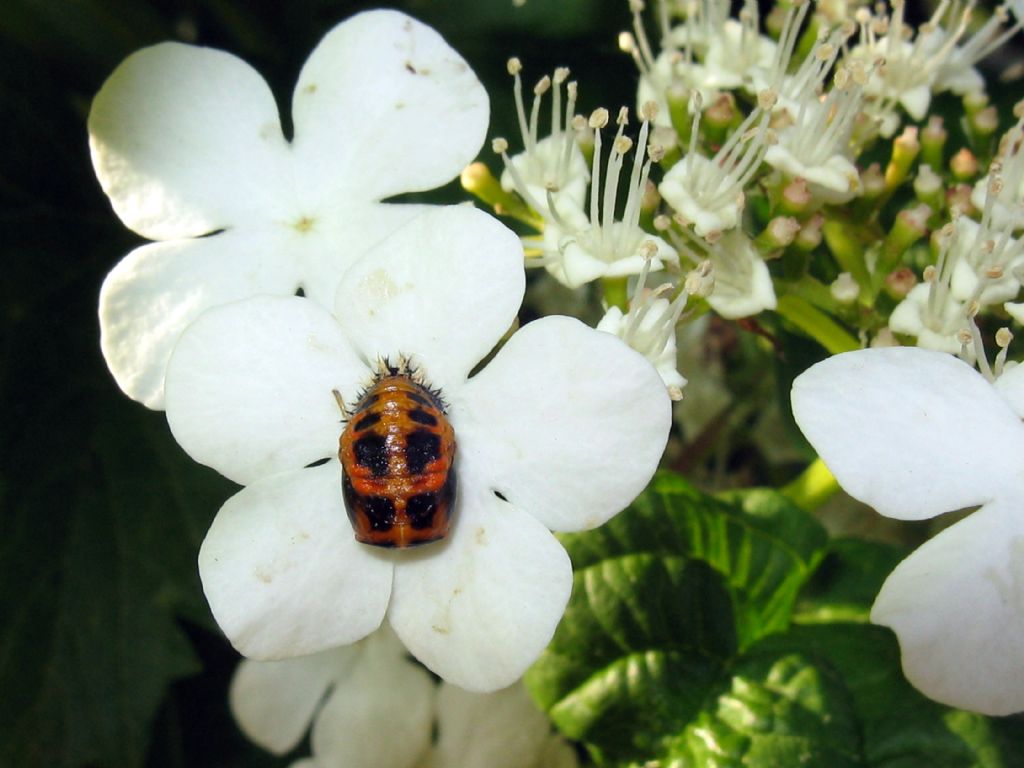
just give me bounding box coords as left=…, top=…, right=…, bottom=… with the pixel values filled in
left=529, top=475, right=1023, bottom=766
left=756, top=624, right=1016, bottom=768
left=527, top=473, right=830, bottom=766
left=0, top=400, right=236, bottom=767
left=794, top=537, right=907, bottom=624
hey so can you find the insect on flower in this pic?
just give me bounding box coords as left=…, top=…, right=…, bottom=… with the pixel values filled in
left=334, top=359, right=457, bottom=548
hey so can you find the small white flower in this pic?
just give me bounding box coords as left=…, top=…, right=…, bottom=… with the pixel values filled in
left=765, top=64, right=865, bottom=202
left=596, top=259, right=688, bottom=399
left=496, top=61, right=589, bottom=216
left=231, top=626, right=577, bottom=768
left=231, top=627, right=435, bottom=766
left=889, top=227, right=970, bottom=354
left=523, top=107, right=677, bottom=289
left=846, top=1, right=1017, bottom=137
left=165, top=207, right=671, bottom=691
left=91, top=10, right=488, bottom=408
left=972, top=110, right=1024, bottom=232
left=673, top=228, right=776, bottom=318
left=659, top=91, right=776, bottom=237
left=949, top=216, right=1024, bottom=306
left=792, top=345, right=1024, bottom=715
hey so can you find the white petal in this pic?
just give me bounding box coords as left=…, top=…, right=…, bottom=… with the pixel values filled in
left=455, top=315, right=671, bottom=531
left=310, top=637, right=435, bottom=768
left=334, top=206, right=525, bottom=391
left=165, top=296, right=366, bottom=485
left=297, top=202, right=433, bottom=308
left=996, top=362, right=1024, bottom=419
left=291, top=10, right=488, bottom=204
left=89, top=42, right=286, bottom=240
left=230, top=646, right=358, bottom=755
left=199, top=462, right=393, bottom=659
left=388, top=489, right=572, bottom=692
left=871, top=497, right=1024, bottom=715
left=791, top=347, right=1024, bottom=520
left=432, top=684, right=556, bottom=768
left=100, top=230, right=300, bottom=409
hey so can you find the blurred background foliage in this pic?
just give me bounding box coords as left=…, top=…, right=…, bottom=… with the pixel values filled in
left=2, top=0, right=1022, bottom=766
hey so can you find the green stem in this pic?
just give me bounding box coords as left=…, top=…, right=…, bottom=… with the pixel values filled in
left=775, top=294, right=860, bottom=354
left=781, top=458, right=840, bottom=512
left=602, top=276, right=630, bottom=312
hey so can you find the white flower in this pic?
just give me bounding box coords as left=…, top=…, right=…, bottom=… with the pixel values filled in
left=90, top=10, right=488, bottom=408
left=522, top=107, right=677, bottom=289
left=164, top=207, right=671, bottom=691
left=972, top=111, right=1024, bottom=232
left=673, top=229, right=776, bottom=319
left=596, top=259, right=688, bottom=400
left=889, top=227, right=970, bottom=354
left=231, top=627, right=577, bottom=768
left=949, top=217, right=1024, bottom=305
left=764, top=65, right=865, bottom=202
left=791, top=346, right=1024, bottom=715
left=659, top=92, right=775, bottom=238
left=496, top=61, right=589, bottom=216
left=231, top=627, right=435, bottom=766
left=846, top=1, right=1016, bottom=137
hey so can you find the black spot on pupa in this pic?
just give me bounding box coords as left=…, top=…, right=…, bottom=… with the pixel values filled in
left=406, top=494, right=437, bottom=528
left=405, top=430, right=441, bottom=475
left=354, top=434, right=389, bottom=477
left=362, top=497, right=396, bottom=530
left=354, top=412, right=382, bottom=431
left=408, top=409, right=437, bottom=426
left=407, top=391, right=432, bottom=407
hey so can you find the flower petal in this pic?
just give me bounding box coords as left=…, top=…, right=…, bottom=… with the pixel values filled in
left=291, top=9, right=488, bottom=203
left=334, top=206, right=525, bottom=390
left=100, top=230, right=300, bottom=410
left=432, top=683, right=575, bottom=768
left=791, top=347, right=1024, bottom=521
left=89, top=42, right=287, bottom=240
left=871, top=497, right=1024, bottom=715
left=995, top=362, right=1024, bottom=419
left=165, top=295, right=366, bottom=485
left=297, top=202, right=433, bottom=308
left=310, top=634, right=435, bottom=768
left=199, top=462, right=393, bottom=659
left=387, top=489, right=572, bottom=692
left=229, top=646, right=358, bottom=755
left=454, top=315, right=671, bottom=531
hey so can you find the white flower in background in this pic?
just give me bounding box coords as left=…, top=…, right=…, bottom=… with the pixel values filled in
left=164, top=207, right=671, bottom=691
left=659, top=91, right=776, bottom=238
left=972, top=109, right=1024, bottom=232
left=792, top=345, right=1024, bottom=715
left=495, top=60, right=589, bottom=216
left=699, top=0, right=778, bottom=94
left=231, top=627, right=434, bottom=766
left=231, top=627, right=576, bottom=768
left=846, top=0, right=1016, bottom=137
left=672, top=227, right=776, bottom=318
left=425, top=684, right=577, bottom=768
left=90, top=10, right=488, bottom=408
left=516, top=106, right=677, bottom=289
left=765, top=63, right=866, bottom=203
left=949, top=205, right=1024, bottom=306
left=596, top=258, right=688, bottom=400
left=889, top=225, right=969, bottom=354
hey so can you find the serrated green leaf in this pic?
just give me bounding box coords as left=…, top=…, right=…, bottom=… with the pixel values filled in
left=527, top=473, right=830, bottom=766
